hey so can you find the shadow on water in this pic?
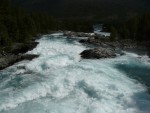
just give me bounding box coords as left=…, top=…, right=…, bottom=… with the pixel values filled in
left=131, top=91, right=150, bottom=112
left=114, top=58, right=150, bottom=112
left=115, top=61, right=150, bottom=93
left=77, top=80, right=100, bottom=99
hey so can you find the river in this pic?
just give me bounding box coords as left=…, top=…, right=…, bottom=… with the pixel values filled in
left=0, top=33, right=150, bottom=113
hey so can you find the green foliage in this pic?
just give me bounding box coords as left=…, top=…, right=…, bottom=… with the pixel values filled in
left=112, top=13, right=150, bottom=41
left=0, top=23, right=11, bottom=46
left=110, top=26, right=118, bottom=41
left=0, top=0, right=92, bottom=48
left=12, top=0, right=150, bottom=22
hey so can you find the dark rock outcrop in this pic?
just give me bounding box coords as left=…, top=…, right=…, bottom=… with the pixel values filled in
left=104, top=40, right=137, bottom=49
left=0, top=41, right=39, bottom=70
left=79, top=38, right=103, bottom=47
left=0, top=54, right=39, bottom=70
left=80, top=47, right=116, bottom=59
left=21, top=54, right=39, bottom=60
left=64, top=31, right=95, bottom=37
left=79, top=38, right=138, bottom=49
left=9, top=42, right=39, bottom=55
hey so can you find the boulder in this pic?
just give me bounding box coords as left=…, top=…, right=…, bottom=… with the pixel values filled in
left=9, top=42, right=39, bottom=55
left=0, top=54, right=39, bottom=70
left=79, top=39, right=88, bottom=43
left=21, top=54, right=39, bottom=60
left=80, top=47, right=116, bottom=59
left=79, top=37, right=111, bottom=47
left=0, top=41, right=39, bottom=70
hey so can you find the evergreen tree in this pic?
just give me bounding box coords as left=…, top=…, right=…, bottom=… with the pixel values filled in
left=0, top=23, right=11, bottom=46
left=110, top=26, right=118, bottom=41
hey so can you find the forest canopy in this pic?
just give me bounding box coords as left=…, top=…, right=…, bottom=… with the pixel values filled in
left=0, top=0, right=92, bottom=47
left=0, top=0, right=150, bottom=48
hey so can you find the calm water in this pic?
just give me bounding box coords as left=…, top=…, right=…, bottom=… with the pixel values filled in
left=0, top=33, right=150, bottom=113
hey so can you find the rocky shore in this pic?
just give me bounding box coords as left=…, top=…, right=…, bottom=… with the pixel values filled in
left=63, top=31, right=138, bottom=48
left=63, top=31, right=150, bottom=59
left=80, top=38, right=150, bottom=59
left=1, top=31, right=149, bottom=69
left=64, top=31, right=95, bottom=37
left=79, top=37, right=138, bottom=49
left=0, top=41, right=39, bottom=70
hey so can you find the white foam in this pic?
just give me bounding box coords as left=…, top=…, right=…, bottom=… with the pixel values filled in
left=50, top=32, right=64, bottom=36
left=139, top=55, right=150, bottom=63
left=123, top=51, right=139, bottom=57
left=0, top=35, right=150, bottom=113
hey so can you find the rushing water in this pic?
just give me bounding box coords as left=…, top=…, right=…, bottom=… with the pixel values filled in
left=0, top=34, right=150, bottom=113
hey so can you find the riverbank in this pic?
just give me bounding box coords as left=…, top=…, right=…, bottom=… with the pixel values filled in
left=0, top=41, right=39, bottom=70
left=0, top=32, right=150, bottom=113
left=63, top=31, right=150, bottom=58
left=1, top=31, right=150, bottom=70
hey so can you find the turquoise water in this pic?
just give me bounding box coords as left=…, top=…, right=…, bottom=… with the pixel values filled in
left=0, top=34, right=150, bottom=113
left=115, top=57, right=150, bottom=93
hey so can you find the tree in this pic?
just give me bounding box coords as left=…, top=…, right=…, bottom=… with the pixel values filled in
left=110, top=26, right=118, bottom=41
left=0, top=23, right=11, bottom=46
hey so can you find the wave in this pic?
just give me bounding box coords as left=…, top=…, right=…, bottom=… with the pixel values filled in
left=0, top=34, right=150, bottom=113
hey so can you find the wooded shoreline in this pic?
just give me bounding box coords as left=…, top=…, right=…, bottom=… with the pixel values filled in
left=0, top=30, right=150, bottom=70
left=0, top=41, right=39, bottom=70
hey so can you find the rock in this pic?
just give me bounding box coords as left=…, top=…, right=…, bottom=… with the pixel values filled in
left=79, top=37, right=103, bottom=46
left=80, top=47, right=116, bottom=59
left=64, top=31, right=95, bottom=38
left=79, top=38, right=138, bottom=50
left=9, top=42, right=39, bottom=55
left=21, top=54, right=39, bottom=60
left=0, top=54, right=39, bottom=70
left=64, top=31, right=75, bottom=37
left=0, top=40, right=39, bottom=70
left=80, top=38, right=113, bottom=49
left=79, top=39, right=88, bottom=43
left=0, top=55, right=19, bottom=70
left=17, top=65, right=26, bottom=69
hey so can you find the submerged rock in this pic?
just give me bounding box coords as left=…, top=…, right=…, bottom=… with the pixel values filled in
left=80, top=47, right=116, bottom=59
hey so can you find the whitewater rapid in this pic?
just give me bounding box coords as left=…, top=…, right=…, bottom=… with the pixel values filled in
left=0, top=34, right=150, bottom=113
